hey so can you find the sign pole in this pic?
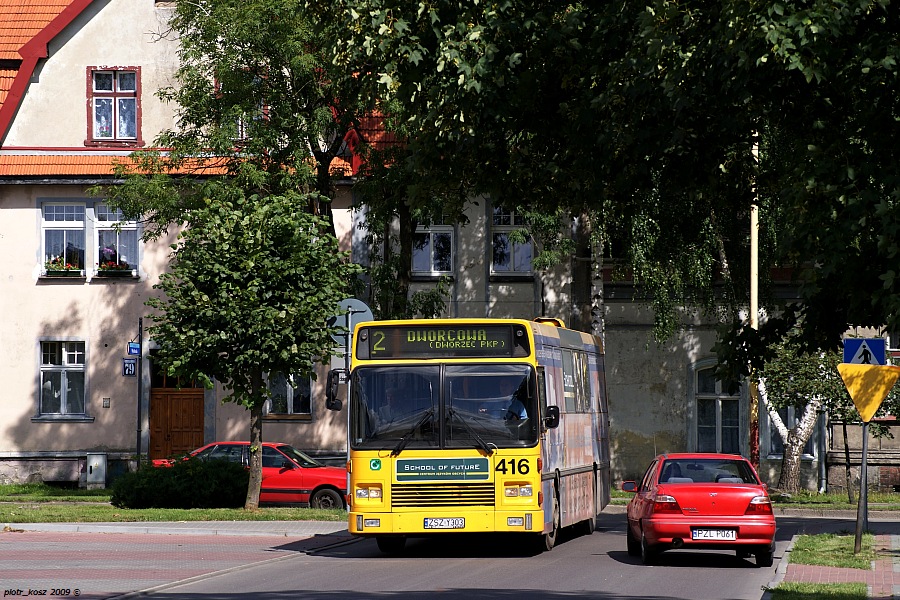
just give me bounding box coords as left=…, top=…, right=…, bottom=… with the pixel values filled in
left=837, top=361, right=900, bottom=553
left=854, top=421, right=869, bottom=553
left=135, top=317, right=143, bottom=467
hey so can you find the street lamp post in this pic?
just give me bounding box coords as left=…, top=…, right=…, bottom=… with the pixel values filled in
left=749, top=135, right=760, bottom=469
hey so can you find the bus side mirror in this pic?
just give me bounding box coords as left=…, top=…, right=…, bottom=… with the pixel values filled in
left=544, top=405, right=560, bottom=429
left=325, top=369, right=344, bottom=411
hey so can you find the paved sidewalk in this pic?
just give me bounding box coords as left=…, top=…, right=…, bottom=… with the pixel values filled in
left=0, top=521, right=355, bottom=599
left=770, top=517, right=900, bottom=599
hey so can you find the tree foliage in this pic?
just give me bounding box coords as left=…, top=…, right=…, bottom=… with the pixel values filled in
left=104, top=0, right=368, bottom=237
left=312, top=0, right=900, bottom=354
left=95, top=0, right=372, bottom=510
left=310, top=0, right=772, bottom=339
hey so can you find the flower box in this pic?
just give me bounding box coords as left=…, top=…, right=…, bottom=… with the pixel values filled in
left=96, top=269, right=137, bottom=278
left=45, top=269, right=85, bottom=278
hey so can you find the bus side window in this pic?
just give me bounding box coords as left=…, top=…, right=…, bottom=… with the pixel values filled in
left=561, top=350, right=577, bottom=412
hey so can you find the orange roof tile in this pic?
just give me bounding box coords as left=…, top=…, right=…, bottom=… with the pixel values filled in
left=0, top=0, right=93, bottom=144
left=0, top=68, right=15, bottom=105
left=0, top=0, right=72, bottom=60
left=0, top=151, right=353, bottom=178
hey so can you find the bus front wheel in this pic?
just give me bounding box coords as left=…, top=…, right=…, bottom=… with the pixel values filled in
left=376, top=535, right=407, bottom=554
left=537, top=495, right=560, bottom=552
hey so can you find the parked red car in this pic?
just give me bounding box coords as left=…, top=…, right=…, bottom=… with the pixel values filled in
left=152, top=441, right=347, bottom=509
left=622, top=453, right=775, bottom=567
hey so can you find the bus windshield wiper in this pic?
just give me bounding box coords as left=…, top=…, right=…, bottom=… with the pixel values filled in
left=448, top=408, right=494, bottom=455
left=390, top=409, right=434, bottom=457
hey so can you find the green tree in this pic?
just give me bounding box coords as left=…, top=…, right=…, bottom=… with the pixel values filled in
left=146, top=192, right=360, bottom=509
left=95, top=0, right=371, bottom=509
left=315, top=0, right=900, bottom=354
left=312, top=0, right=769, bottom=341
left=758, top=343, right=844, bottom=493
left=759, top=340, right=900, bottom=495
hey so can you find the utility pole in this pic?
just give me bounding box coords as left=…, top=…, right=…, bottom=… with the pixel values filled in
left=749, top=135, right=760, bottom=469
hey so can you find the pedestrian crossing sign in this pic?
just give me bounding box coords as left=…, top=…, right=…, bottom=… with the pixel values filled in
left=843, top=338, right=886, bottom=366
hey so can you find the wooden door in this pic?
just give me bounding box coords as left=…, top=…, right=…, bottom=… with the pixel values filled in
left=149, top=389, right=204, bottom=460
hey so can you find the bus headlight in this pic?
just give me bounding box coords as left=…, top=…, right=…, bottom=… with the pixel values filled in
left=356, top=485, right=383, bottom=499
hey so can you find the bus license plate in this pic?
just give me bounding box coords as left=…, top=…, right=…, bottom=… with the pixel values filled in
left=692, top=529, right=736, bottom=540
left=424, top=517, right=465, bottom=530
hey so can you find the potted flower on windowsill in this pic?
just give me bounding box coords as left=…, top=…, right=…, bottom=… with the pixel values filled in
left=44, top=257, right=85, bottom=277
left=96, top=261, right=136, bottom=278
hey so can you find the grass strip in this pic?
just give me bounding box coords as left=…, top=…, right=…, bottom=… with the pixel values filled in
left=0, top=502, right=345, bottom=523
left=789, top=533, right=875, bottom=569
left=769, top=582, right=867, bottom=599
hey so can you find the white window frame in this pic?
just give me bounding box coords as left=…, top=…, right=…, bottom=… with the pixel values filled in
left=39, top=341, right=88, bottom=417
left=95, top=204, right=139, bottom=274
left=412, top=224, right=454, bottom=275
left=491, top=206, right=533, bottom=274
left=694, top=364, right=742, bottom=454
left=264, top=372, right=312, bottom=417
left=42, top=203, right=86, bottom=273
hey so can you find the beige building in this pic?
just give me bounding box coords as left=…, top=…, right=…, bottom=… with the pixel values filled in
left=4, top=0, right=880, bottom=493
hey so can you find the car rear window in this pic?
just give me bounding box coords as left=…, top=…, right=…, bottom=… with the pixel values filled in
left=658, top=459, right=757, bottom=484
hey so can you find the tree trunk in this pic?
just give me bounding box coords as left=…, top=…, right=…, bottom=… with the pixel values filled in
left=589, top=212, right=606, bottom=345
left=379, top=218, right=395, bottom=317
left=244, top=396, right=265, bottom=511
left=777, top=430, right=804, bottom=493
left=395, top=201, right=413, bottom=317
left=758, top=379, right=822, bottom=494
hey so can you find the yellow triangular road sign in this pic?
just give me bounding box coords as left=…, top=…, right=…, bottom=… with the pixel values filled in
left=837, top=363, right=900, bottom=422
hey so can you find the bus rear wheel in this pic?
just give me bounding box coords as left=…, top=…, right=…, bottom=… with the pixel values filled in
left=580, top=516, right=595, bottom=536
left=376, top=536, right=407, bottom=554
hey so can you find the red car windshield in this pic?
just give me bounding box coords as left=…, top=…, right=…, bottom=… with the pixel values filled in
left=658, top=459, right=757, bottom=484
left=277, top=445, right=324, bottom=468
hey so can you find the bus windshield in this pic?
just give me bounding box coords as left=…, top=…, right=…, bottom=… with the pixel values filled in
left=349, top=364, right=538, bottom=451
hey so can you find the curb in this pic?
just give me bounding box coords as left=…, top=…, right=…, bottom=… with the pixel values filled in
left=4, top=521, right=351, bottom=538
left=760, top=534, right=797, bottom=600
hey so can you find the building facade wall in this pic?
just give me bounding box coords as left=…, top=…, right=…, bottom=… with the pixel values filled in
left=3, top=0, right=891, bottom=492
left=5, top=1, right=177, bottom=147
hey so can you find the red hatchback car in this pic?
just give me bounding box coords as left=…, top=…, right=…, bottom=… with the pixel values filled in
left=152, top=442, right=347, bottom=509
left=622, top=453, right=775, bottom=567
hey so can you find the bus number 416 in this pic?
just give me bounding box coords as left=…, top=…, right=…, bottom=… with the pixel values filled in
left=495, top=458, right=529, bottom=475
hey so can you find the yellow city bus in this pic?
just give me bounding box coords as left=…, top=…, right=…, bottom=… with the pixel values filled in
left=325, top=317, right=610, bottom=553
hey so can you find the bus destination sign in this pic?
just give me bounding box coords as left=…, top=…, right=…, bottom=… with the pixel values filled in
left=362, top=324, right=521, bottom=359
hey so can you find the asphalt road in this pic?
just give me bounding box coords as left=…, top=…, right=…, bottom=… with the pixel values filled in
left=3, top=508, right=892, bottom=600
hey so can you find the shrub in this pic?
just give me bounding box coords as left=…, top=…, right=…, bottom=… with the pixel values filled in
left=111, top=458, right=249, bottom=509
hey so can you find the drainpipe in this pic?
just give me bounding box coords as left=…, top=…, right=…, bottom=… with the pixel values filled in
left=818, top=410, right=827, bottom=493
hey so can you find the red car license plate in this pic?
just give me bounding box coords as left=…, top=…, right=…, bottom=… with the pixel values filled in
left=692, top=528, right=737, bottom=540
